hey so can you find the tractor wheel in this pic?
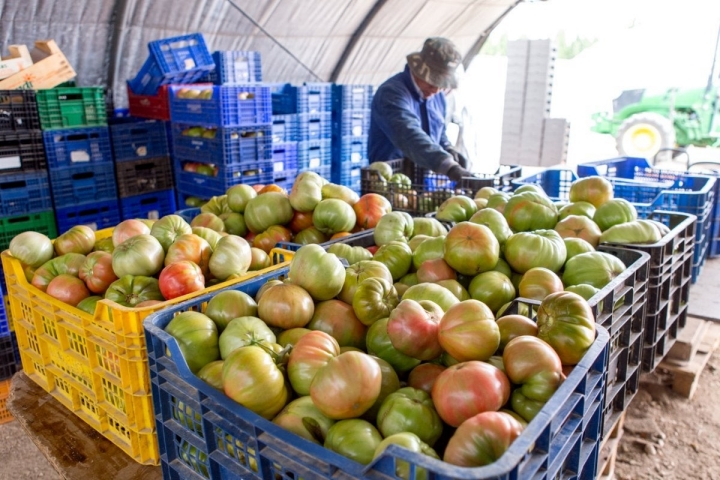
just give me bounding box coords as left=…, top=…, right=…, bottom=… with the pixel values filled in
left=615, top=113, right=676, bottom=161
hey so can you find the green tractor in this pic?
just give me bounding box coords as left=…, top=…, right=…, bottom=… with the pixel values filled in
left=591, top=27, right=720, bottom=160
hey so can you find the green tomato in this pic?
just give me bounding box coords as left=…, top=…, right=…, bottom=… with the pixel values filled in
left=376, top=387, right=443, bottom=446
left=165, top=311, right=220, bottom=373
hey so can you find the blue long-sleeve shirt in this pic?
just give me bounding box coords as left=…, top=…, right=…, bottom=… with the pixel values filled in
left=368, top=66, right=455, bottom=175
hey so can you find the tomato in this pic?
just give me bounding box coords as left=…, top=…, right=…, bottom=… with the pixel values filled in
left=9, top=231, right=54, bottom=268
left=77, top=251, right=117, bottom=294
left=159, top=261, right=205, bottom=300
left=368, top=161, right=393, bottom=180
left=321, top=183, right=359, bottom=205
left=76, top=295, right=102, bottom=314
left=287, top=244, right=344, bottom=301
left=288, top=210, right=315, bottom=234
left=324, top=419, right=383, bottom=465
left=416, top=258, right=456, bottom=283
left=374, top=212, right=414, bottom=246
left=412, top=236, right=445, bottom=269
left=255, top=279, right=283, bottom=303
left=444, top=222, right=499, bottom=276
left=468, top=271, right=515, bottom=313
left=431, top=361, right=511, bottom=427
left=558, top=201, right=596, bottom=221
left=599, top=219, right=666, bottom=244
left=253, top=225, right=293, bottom=253
left=443, top=411, right=524, bottom=467
left=436, top=279, right=470, bottom=301
left=438, top=300, right=499, bottom=361
left=562, top=251, right=626, bottom=289
left=222, top=344, right=289, bottom=419
left=353, top=194, right=391, bottom=230
left=510, top=389, right=545, bottom=422
left=217, top=315, right=276, bottom=358
left=31, top=253, right=86, bottom=291
left=537, top=291, right=596, bottom=365
left=503, top=336, right=564, bottom=405
left=593, top=198, right=638, bottom=231
left=339, top=260, right=392, bottom=304
left=554, top=215, right=602, bottom=247
left=436, top=195, right=477, bottom=223
left=105, top=275, right=164, bottom=307
left=412, top=217, right=447, bottom=238
left=475, top=186, right=498, bottom=200
left=310, top=351, right=382, bottom=419
left=504, top=230, right=567, bottom=273
left=569, top=176, right=613, bottom=208
left=165, top=311, right=219, bottom=373
left=308, top=300, right=368, bottom=350
left=408, top=234, right=432, bottom=252
left=249, top=247, right=271, bottom=271
left=387, top=299, right=444, bottom=360
left=200, top=195, right=232, bottom=215
left=518, top=267, right=564, bottom=301
left=272, top=396, right=336, bottom=445
left=290, top=226, right=328, bottom=246
left=486, top=192, right=510, bottom=213
left=197, top=360, right=224, bottom=390
left=327, top=243, right=373, bottom=266
left=366, top=318, right=421, bottom=374
left=54, top=225, right=95, bottom=256
left=150, top=215, right=193, bottom=251
left=46, top=274, right=90, bottom=306
left=226, top=184, right=257, bottom=213
left=93, top=237, right=114, bottom=254
left=244, top=192, right=294, bottom=234
left=373, top=241, right=413, bottom=280
left=258, top=283, right=315, bottom=329
left=219, top=212, right=247, bottom=237
left=275, top=328, right=311, bottom=348
left=402, top=283, right=459, bottom=312
left=192, top=226, right=222, bottom=250
left=374, top=433, right=439, bottom=480
left=504, top=191, right=558, bottom=232
left=112, top=219, right=150, bottom=247
left=289, top=171, right=324, bottom=212
left=377, top=387, right=443, bottom=446
left=208, top=235, right=252, bottom=281
left=352, top=277, right=400, bottom=326
left=564, top=237, right=595, bottom=260
left=362, top=356, right=401, bottom=422
left=496, top=314, right=538, bottom=350
left=259, top=184, right=287, bottom=195
left=189, top=212, right=225, bottom=233
left=204, top=290, right=257, bottom=332
left=408, top=363, right=446, bottom=394
left=468, top=208, right=513, bottom=246
left=164, top=234, right=212, bottom=273
left=112, top=234, right=165, bottom=278
left=312, top=199, right=357, bottom=235
left=565, top=284, right=599, bottom=300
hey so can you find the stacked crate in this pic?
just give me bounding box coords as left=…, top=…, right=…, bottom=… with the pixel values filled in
left=109, top=117, right=175, bottom=220
left=169, top=83, right=273, bottom=207
left=331, top=84, right=373, bottom=191
left=38, top=87, right=120, bottom=233
left=272, top=83, right=333, bottom=180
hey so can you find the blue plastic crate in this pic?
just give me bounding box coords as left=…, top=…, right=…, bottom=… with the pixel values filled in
left=273, top=177, right=296, bottom=193
left=0, top=290, right=8, bottom=337
left=120, top=189, right=177, bottom=220
left=169, top=84, right=271, bottom=128
left=205, top=50, right=262, bottom=84
left=128, top=33, right=215, bottom=96
left=172, top=123, right=272, bottom=166
left=0, top=171, right=53, bottom=216
left=297, top=111, right=332, bottom=140
left=331, top=135, right=368, bottom=184
left=49, top=162, right=118, bottom=208
left=297, top=138, right=331, bottom=171
left=332, top=84, right=374, bottom=111
left=145, top=284, right=609, bottom=480
left=43, top=126, right=113, bottom=169
left=332, top=108, right=371, bottom=138
left=271, top=142, right=298, bottom=180
left=271, top=114, right=299, bottom=143
left=175, top=207, right=200, bottom=223
left=271, top=83, right=333, bottom=114
left=175, top=159, right=273, bottom=196
left=109, top=118, right=170, bottom=162
left=55, top=199, right=120, bottom=233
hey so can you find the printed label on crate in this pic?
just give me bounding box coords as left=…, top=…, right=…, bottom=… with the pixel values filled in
left=351, top=169, right=360, bottom=177
left=351, top=152, right=362, bottom=163
left=85, top=222, right=98, bottom=231
left=274, top=162, right=284, bottom=172
left=310, top=157, right=320, bottom=169
left=352, top=125, right=363, bottom=136
left=148, top=210, right=160, bottom=220
left=0, top=156, right=20, bottom=170
left=234, top=58, right=250, bottom=81
left=70, top=149, right=91, bottom=163
left=183, top=58, right=197, bottom=69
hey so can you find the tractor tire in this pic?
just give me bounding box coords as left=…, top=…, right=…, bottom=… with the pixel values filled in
left=615, top=113, right=676, bottom=161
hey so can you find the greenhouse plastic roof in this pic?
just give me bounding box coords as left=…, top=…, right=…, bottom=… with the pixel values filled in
left=0, top=0, right=523, bottom=108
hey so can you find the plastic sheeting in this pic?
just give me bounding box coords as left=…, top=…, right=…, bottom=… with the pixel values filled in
left=0, top=0, right=519, bottom=108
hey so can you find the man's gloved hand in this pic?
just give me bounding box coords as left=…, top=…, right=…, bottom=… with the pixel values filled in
left=446, top=164, right=473, bottom=182
left=446, top=146, right=469, bottom=169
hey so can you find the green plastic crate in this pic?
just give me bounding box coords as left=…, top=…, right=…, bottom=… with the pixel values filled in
left=0, top=211, right=57, bottom=252
left=36, top=87, right=107, bottom=130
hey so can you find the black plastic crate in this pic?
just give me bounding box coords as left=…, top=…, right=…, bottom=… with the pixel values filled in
left=603, top=321, right=643, bottom=440
left=110, top=118, right=170, bottom=162
left=0, top=130, right=46, bottom=174
left=642, top=303, right=689, bottom=372
left=43, top=126, right=113, bottom=169
left=0, top=334, right=17, bottom=381
left=0, top=170, right=53, bottom=216
left=0, top=90, right=41, bottom=132
left=119, top=189, right=176, bottom=220
left=55, top=199, right=120, bottom=233
left=115, top=156, right=174, bottom=198
left=49, top=162, right=118, bottom=208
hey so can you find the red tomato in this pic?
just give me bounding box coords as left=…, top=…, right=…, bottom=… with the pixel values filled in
left=288, top=210, right=315, bottom=233
left=257, top=283, right=315, bottom=329
left=259, top=184, right=288, bottom=195
left=287, top=330, right=341, bottom=395
left=353, top=194, right=392, bottom=229
left=407, top=363, right=446, bottom=394
left=387, top=299, right=444, bottom=361
left=158, top=261, right=205, bottom=300
left=79, top=251, right=118, bottom=294
left=46, top=274, right=90, bottom=307
left=164, top=234, right=212, bottom=275
left=366, top=246, right=380, bottom=255
left=112, top=219, right=150, bottom=247
left=444, top=411, right=524, bottom=467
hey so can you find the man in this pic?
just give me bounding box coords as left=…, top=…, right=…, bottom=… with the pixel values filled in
left=368, top=37, right=472, bottom=182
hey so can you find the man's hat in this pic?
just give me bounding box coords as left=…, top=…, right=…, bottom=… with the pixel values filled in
left=406, top=37, right=462, bottom=89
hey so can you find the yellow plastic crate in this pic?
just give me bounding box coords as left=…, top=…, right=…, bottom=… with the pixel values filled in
left=0, top=378, right=12, bottom=424
left=4, top=296, right=11, bottom=332
left=2, top=227, right=293, bottom=465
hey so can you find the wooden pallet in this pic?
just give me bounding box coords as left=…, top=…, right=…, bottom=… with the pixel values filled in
left=656, top=318, right=720, bottom=399
left=0, top=40, right=75, bottom=90
left=598, top=411, right=626, bottom=480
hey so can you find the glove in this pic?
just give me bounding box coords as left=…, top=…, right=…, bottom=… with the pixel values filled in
left=446, top=146, right=469, bottom=169
left=446, top=164, right=473, bottom=182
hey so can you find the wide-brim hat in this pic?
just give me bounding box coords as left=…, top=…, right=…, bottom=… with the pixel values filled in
left=407, top=37, right=462, bottom=90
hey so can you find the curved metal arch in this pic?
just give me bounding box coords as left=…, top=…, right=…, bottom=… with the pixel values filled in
left=462, top=0, right=524, bottom=71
